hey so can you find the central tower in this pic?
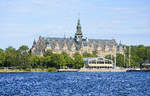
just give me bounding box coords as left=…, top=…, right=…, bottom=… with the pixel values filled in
left=74, top=18, right=83, bottom=42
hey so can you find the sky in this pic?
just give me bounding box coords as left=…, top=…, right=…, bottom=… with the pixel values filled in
left=0, top=0, right=150, bottom=49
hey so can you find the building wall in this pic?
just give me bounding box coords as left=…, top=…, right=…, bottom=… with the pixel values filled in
left=31, top=38, right=124, bottom=57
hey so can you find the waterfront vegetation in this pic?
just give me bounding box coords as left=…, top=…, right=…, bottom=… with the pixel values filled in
left=0, top=45, right=149, bottom=72
left=0, top=45, right=84, bottom=71
left=106, top=45, right=150, bottom=67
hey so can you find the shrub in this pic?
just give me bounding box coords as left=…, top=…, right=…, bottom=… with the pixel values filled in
left=24, top=68, right=31, bottom=72
left=47, top=67, right=57, bottom=72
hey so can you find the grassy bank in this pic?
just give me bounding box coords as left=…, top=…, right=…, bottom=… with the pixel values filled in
left=0, top=67, right=57, bottom=72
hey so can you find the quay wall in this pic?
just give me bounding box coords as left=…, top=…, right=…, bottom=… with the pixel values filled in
left=58, top=68, right=127, bottom=72
left=79, top=68, right=126, bottom=72
left=58, top=69, right=79, bottom=72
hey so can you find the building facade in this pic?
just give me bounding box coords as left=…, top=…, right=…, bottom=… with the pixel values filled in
left=31, top=19, right=125, bottom=57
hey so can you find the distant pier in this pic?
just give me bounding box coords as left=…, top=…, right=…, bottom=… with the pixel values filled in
left=79, top=68, right=126, bottom=72
left=58, top=68, right=127, bottom=72
left=58, top=69, right=79, bottom=72
left=56, top=68, right=150, bottom=72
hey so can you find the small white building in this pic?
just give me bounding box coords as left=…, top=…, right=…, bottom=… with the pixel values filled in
left=84, top=57, right=114, bottom=69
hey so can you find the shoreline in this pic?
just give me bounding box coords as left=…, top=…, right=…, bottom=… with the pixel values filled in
left=79, top=68, right=127, bottom=72
left=0, top=68, right=126, bottom=72
left=0, top=68, right=57, bottom=72
left=0, top=68, right=149, bottom=73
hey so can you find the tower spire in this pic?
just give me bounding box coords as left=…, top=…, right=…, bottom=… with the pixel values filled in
left=76, top=18, right=82, bottom=34
left=77, top=18, right=81, bottom=26
left=74, top=18, right=83, bottom=42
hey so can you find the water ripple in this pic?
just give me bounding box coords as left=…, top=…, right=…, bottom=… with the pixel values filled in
left=0, top=72, right=150, bottom=96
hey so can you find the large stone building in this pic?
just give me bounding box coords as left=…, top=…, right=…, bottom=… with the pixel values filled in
left=31, top=19, right=124, bottom=56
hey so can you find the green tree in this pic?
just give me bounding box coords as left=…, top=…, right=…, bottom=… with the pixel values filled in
left=136, top=45, right=146, bottom=60
left=0, top=48, right=5, bottom=67
left=83, top=52, right=93, bottom=57
left=92, top=51, right=98, bottom=57
left=18, top=45, right=29, bottom=54
left=145, top=47, right=150, bottom=60
left=43, top=50, right=53, bottom=57
left=73, top=52, right=84, bottom=69
left=82, top=51, right=98, bottom=58
left=105, top=54, right=113, bottom=60
left=116, top=54, right=124, bottom=67
left=20, top=53, right=31, bottom=69
left=44, top=56, right=51, bottom=68
left=51, top=54, right=66, bottom=69
left=105, top=54, right=126, bottom=67
left=4, top=46, right=18, bottom=67
left=30, top=54, right=40, bottom=68
left=0, top=48, right=3, bottom=52
left=62, top=52, right=74, bottom=68
left=18, top=45, right=31, bottom=69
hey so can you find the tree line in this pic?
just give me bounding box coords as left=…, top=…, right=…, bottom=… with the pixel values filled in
left=0, top=45, right=85, bottom=69
left=105, top=45, right=150, bottom=67
left=0, top=45, right=149, bottom=69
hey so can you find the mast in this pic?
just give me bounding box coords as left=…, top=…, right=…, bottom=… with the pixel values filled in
left=111, top=51, right=112, bottom=60
left=147, top=47, right=148, bottom=60
left=129, top=46, right=131, bottom=67
left=123, top=46, right=126, bottom=67
left=114, top=45, right=117, bottom=69
left=124, top=53, right=126, bottom=67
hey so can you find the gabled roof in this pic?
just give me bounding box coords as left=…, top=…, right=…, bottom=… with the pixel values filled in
left=43, top=37, right=117, bottom=51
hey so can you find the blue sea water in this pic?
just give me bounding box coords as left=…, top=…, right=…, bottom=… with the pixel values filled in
left=0, top=72, right=150, bottom=96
